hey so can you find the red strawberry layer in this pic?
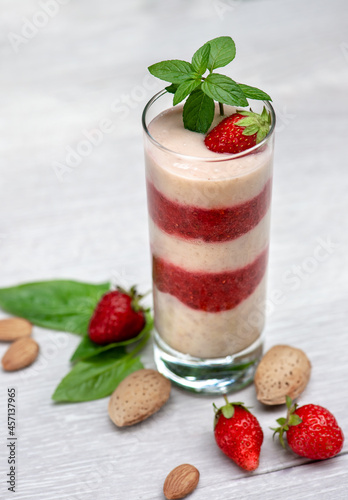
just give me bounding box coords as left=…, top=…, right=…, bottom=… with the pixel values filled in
left=153, top=247, right=268, bottom=312
left=146, top=179, right=271, bottom=242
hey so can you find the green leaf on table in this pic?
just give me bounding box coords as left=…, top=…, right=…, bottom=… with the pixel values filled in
left=238, top=83, right=272, bottom=101
left=191, top=43, right=211, bottom=75
left=183, top=89, right=215, bottom=134
left=70, top=310, right=154, bottom=362
left=206, top=36, right=236, bottom=71
left=148, top=59, right=195, bottom=84
left=173, top=78, right=202, bottom=105
left=52, top=348, right=144, bottom=402
left=202, top=73, right=248, bottom=107
left=0, top=280, right=110, bottom=335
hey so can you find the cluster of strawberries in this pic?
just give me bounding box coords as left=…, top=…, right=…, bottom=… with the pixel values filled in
left=88, top=288, right=344, bottom=473
left=213, top=396, right=344, bottom=471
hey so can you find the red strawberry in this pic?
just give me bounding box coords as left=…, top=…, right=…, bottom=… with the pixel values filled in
left=214, top=397, right=263, bottom=471
left=88, top=286, right=146, bottom=345
left=204, top=107, right=271, bottom=154
left=272, top=396, right=344, bottom=460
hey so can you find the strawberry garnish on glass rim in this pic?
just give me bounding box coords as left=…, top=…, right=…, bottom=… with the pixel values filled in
left=204, top=107, right=271, bottom=154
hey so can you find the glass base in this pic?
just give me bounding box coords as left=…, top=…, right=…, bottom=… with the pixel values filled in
left=154, top=331, right=263, bottom=394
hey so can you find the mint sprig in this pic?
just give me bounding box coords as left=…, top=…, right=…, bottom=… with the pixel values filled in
left=148, top=36, right=272, bottom=134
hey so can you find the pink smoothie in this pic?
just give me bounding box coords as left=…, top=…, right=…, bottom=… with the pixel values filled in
left=145, top=105, right=273, bottom=358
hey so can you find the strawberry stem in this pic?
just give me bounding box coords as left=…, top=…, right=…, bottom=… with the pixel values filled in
left=116, top=285, right=151, bottom=313
left=270, top=396, right=302, bottom=448
left=219, top=101, right=224, bottom=116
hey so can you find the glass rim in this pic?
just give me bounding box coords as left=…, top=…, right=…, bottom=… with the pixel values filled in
left=142, top=89, right=276, bottom=162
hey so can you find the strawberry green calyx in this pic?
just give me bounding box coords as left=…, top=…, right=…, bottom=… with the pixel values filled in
left=236, top=107, right=271, bottom=144
left=271, top=396, right=303, bottom=448
left=116, top=285, right=147, bottom=313
left=148, top=36, right=272, bottom=134
left=213, top=396, right=250, bottom=428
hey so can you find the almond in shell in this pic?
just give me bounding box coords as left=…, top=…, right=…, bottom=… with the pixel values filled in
left=163, top=464, right=200, bottom=500
left=108, top=368, right=171, bottom=427
left=0, top=318, right=32, bottom=342
left=2, top=337, right=39, bottom=371
left=254, top=344, right=311, bottom=405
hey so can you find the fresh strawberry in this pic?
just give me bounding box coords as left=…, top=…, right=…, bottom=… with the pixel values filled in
left=214, top=397, right=263, bottom=471
left=272, top=396, right=344, bottom=460
left=88, top=286, right=146, bottom=345
left=204, top=107, right=271, bottom=154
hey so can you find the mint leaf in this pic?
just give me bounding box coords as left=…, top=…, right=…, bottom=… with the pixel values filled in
left=52, top=349, right=143, bottom=402
left=202, top=73, right=248, bottom=107
left=238, top=83, right=272, bottom=101
left=191, top=43, right=210, bottom=75
left=183, top=89, right=215, bottom=134
left=70, top=311, right=153, bottom=362
left=165, top=83, right=179, bottom=94
left=173, top=78, right=201, bottom=106
left=206, top=36, right=236, bottom=71
left=148, top=60, right=195, bottom=84
left=0, top=280, right=110, bottom=335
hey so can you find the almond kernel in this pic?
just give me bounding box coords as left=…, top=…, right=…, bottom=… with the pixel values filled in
left=2, top=337, right=39, bottom=371
left=0, top=318, right=32, bottom=342
left=163, top=464, right=200, bottom=500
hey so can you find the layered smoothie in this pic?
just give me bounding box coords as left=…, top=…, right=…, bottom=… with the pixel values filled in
left=144, top=103, right=274, bottom=360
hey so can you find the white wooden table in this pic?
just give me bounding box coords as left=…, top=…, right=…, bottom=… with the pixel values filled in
left=1, top=0, right=348, bottom=498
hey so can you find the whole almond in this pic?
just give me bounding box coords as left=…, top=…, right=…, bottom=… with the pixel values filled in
left=163, top=464, right=200, bottom=500
left=254, top=344, right=311, bottom=405
left=108, top=369, right=171, bottom=427
left=2, top=337, right=39, bottom=371
left=0, top=318, right=32, bottom=342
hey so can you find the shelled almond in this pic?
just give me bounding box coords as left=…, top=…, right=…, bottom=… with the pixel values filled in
left=2, top=337, right=39, bottom=371
left=0, top=318, right=32, bottom=342
left=163, top=464, right=200, bottom=500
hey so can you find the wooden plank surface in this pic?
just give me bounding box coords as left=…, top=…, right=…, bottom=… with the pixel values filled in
left=1, top=0, right=347, bottom=498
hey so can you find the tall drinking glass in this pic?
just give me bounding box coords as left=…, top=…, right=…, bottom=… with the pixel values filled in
left=142, top=90, right=275, bottom=393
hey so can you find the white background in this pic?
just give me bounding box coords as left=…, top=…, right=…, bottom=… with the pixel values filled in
left=1, top=0, right=348, bottom=498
